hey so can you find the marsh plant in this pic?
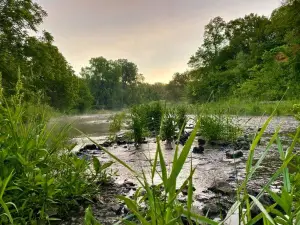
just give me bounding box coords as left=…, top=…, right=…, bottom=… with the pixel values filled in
left=144, top=101, right=164, bottom=135
left=109, top=112, right=126, bottom=140
left=161, top=108, right=177, bottom=143
left=176, top=105, right=187, bottom=131
left=0, top=76, right=113, bottom=224
left=130, top=105, right=148, bottom=144
left=199, top=114, right=241, bottom=142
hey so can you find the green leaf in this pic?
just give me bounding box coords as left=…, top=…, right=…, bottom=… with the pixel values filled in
left=182, top=209, right=218, bottom=225
left=157, top=136, right=168, bottom=187
left=101, top=161, right=114, bottom=170
left=118, top=196, right=150, bottom=225
left=249, top=195, right=275, bottom=225
left=276, top=137, right=291, bottom=193
left=151, top=137, right=159, bottom=181
left=167, top=120, right=200, bottom=191
left=92, top=156, right=101, bottom=174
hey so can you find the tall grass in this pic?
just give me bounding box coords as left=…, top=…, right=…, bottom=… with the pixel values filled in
left=195, top=99, right=298, bottom=116
left=199, top=114, right=241, bottom=142
left=0, top=74, right=112, bottom=224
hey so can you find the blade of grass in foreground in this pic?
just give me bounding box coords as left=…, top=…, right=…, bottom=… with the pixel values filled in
left=0, top=170, right=14, bottom=224
left=167, top=120, right=200, bottom=191
left=249, top=195, right=275, bottom=225
left=157, top=136, right=168, bottom=187
left=277, top=136, right=291, bottom=193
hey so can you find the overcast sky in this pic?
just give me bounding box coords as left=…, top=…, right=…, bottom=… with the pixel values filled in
left=36, top=0, right=281, bottom=83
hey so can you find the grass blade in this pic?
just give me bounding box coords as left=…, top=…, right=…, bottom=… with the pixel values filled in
left=167, top=120, right=200, bottom=191
left=157, top=136, right=168, bottom=187
left=249, top=195, right=275, bottom=225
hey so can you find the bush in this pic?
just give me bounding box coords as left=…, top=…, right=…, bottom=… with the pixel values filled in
left=144, top=101, right=163, bottom=135
left=199, top=114, right=241, bottom=141
left=130, top=105, right=148, bottom=144
left=0, top=79, right=112, bottom=224
left=176, top=105, right=187, bottom=131
left=161, top=108, right=177, bottom=143
left=109, top=112, right=126, bottom=140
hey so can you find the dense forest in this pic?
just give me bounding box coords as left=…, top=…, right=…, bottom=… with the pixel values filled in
left=0, top=0, right=299, bottom=112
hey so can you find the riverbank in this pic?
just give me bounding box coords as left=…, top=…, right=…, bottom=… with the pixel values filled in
left=62, top=113, right=299, bottom=223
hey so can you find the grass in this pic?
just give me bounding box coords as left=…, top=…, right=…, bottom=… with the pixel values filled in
left=194, top=99, right=299, bottom=116
left=0, top=77, right=113, bottom=224
left=85, top=104, right=300, bottom=225
left=199, top=114, right=241, bottom=142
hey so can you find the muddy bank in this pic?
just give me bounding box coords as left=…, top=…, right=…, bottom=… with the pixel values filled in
left=57, top=114, right=299, bottom=223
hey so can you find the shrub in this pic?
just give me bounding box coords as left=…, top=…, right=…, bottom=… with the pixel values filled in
left=161, top=108, right=177, bottom=143
left=176, top=105, right=187, bottom=131
left=109, top=112, right=126, bottom=140
left=145, top=101, right=163, bottom=135
left=199, top=114, right=241, bottom=141
left=130, top=105, right=148, bottom=144
left=0, top=78, right=112, bottom=224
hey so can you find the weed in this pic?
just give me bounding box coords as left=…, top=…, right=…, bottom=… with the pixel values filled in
left=199, top=114, right=241, bottom=141
left=161, top=108, right=177, bottom=143
left=0, top=77, right=113, bottom=224
left=176, top=104, right=187, bottom=131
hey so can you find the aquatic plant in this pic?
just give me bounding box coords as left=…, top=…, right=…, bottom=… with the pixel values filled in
left=130, top=105, right=148, bottom=144
left=176, top=104, right=187, bottom=131
left=199, top=114, right=241, bottom=142
left=145, top=101, right=164, bottom=135
left=161, top=107, right=177, bottom=143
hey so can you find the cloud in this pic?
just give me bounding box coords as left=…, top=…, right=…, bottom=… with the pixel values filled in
left=36, top=0, right=281, bottom=83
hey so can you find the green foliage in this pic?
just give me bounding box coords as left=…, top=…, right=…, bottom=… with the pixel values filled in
left=161, top=108, right=177, bottom=142
left=199, top=114, right=241, bottom=141
left=175, top=105, right=187, bottom=131
left=293, top=104, right=300, bottom=120
left=187, top=1, right=300, bottom=104
left=144, top=101, right=164, bottom=134
left=195, top=99, right=297, bottom=116
left=109, top=112, right=126, bottom=135
left=0, top=1, right=93, bottom=113
left=0, top=82, right=112, bottom=224
left=130, top=105, right=148, bottom=144
left=84, top=206, right=101, bottom=225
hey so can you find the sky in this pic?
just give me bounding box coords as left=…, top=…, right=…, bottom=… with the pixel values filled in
left=36, top=0, right=281, bottom=83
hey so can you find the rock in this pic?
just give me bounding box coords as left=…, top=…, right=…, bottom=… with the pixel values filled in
left=182, top=186, right=196, bottom=195
left=83, top=144, right=98, bottom=150
left=110, top=204, right=123, bottom=215
left=237, top=136, right=245, bottom=142
left=202, top=203, right=222, bottom=218
left=210, top=140, right=230, bottom=147
left=226, top=150, right=243, bottom=159
left=192, top=146, right=204, bottom=154
left=117, top=140, right=127, bottom=145
left=208, top=181, right=234, bottom=195
left=123, top=145, right=128, bottom=149
left=241, top=143, right=250, bottom=150
left=101, top=141, right=112, bottom=147
left=198, top=138, right=206, bottom=146
left=123, top=206, right=129, bottom=214
left=178, top=196, right=187, bottom=203
left=123, top=180, right=135, bottom=187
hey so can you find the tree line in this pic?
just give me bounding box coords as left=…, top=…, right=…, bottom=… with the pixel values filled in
left=186, top=0, right=300, bottom=102
left=1, top=0, right=299, bottom=112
